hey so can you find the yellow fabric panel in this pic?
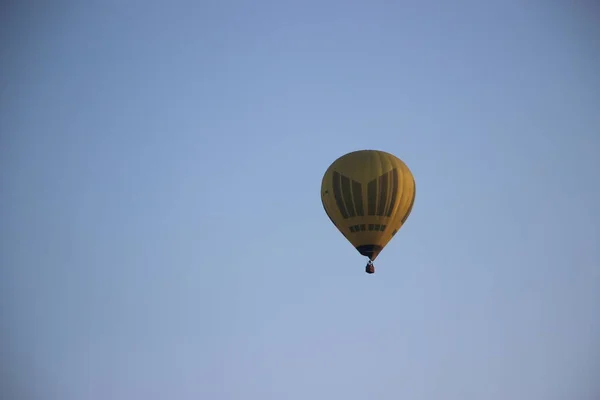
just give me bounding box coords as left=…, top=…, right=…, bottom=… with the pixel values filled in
left=320, top=149, right=416, bottom=260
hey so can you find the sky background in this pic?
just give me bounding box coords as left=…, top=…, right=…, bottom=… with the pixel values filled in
left=2, top=1, right=599, bottom=399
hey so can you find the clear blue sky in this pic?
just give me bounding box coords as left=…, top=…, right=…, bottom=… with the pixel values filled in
left=2, top=1, right=599, bottom=399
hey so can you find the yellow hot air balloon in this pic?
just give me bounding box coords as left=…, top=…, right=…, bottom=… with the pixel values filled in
left=321, top=150, right=416, bottom=274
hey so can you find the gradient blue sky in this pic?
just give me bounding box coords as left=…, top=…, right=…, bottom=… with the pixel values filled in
left=2, top=1, right=599, bottom=399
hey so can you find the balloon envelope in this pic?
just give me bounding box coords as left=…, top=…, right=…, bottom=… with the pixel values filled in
left=321, top=149, right=416, bottom=261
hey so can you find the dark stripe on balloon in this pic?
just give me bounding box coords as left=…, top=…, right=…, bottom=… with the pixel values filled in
left=332, top=171, right=349, bottom=218
left=367, top=178, right=377, bottom=215
left=352, top=180, right=364, bottom=216
left=377, top=171, right=389, bottom=216
left=340, top=174, right=356, bottom=217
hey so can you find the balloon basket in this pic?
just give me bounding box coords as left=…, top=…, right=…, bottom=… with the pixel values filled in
left=365, top=262, right=375, bottom=274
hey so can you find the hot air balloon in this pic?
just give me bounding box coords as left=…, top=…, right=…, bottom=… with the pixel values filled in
left=321, top=150, right=416, bottom=274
